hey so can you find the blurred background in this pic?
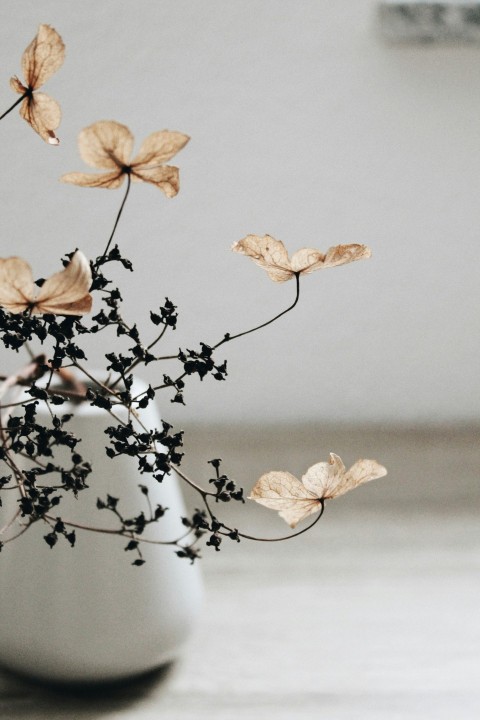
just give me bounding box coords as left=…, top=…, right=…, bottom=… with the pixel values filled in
left=0, top=0, right=479, bottom=427
left=0, top=2, right=478, bottom=718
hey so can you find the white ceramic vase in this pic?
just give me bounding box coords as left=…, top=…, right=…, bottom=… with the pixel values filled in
left=0, top=376, right=203, bottom=683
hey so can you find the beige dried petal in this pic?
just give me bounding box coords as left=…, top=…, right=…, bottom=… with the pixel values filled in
left=303, top=454, right=387, bottom=499
left=257, top=236, right=292, bottom=278
left=64, top=122, right=188, bottom=194
left=340, top=458, right=388, bottom=497
left=9, top=26, right=64, bottom=144
left=301, top=453, right=346, bottom=499
left=249, top=471, right=321, bottom=528
left=0, top=257, right=35, bottom=313
left=78, top=121, right=134, bottom=169
left=232, top=235, right=293, bottom=282
left=262, top=268, right=293, bottom=282
left=289, top=248, right=326, bottom=274
left=323, top=244, right=372, bottom=268
left=132, top=130, right=190, bottom=167
left=233, top=236, right=372, bottom=283
left=0, top=252, right=92, bottom=316
left=34, top=251, right=92, bottom=315
left=250, top=453, right=387, bottom=527
left=61, top=170, right=125, bottom=189
left=19, top=92, right=61, bottom=144
left=131, top=165, right=180, bottom=196
left=21, top=24, right=65, bottom=90
left=9, top=76, right=26, bottom=94
left=237, top=235, right=289, bottom=266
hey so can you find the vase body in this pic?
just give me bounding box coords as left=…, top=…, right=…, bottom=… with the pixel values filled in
left=0, top=377, right=203, bottom=683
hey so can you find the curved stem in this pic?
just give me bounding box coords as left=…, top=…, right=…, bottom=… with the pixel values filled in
left=173, top=465, right=214, bottom=498
left=141, top=277, right=301, bottom=399
left=2, top=520, right=34, bottom=544
left=202, top=493, right=325, bottom=542
left=174, top=463, right=324, bottom=544
left=213, top=272, right=300, bottom=350
left=234, top=501, right=324, bottom=542
left=96, top=173, right=131, bottom=265
left=43, top=513, right=195, bottom=547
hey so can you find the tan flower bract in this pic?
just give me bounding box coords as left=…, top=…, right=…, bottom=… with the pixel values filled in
left=61, top=120, right=190, bottom=196
left=21, top=24, right=65, bottom=90
left=10, top=24, right=65, bottom=144
left=0, top=251, right=92, bottom=316
left=232, top=234, right=372, bottom=282
left=323, top=244, right=372, bottom=268
left=249, top=453, right=387, bottom=527
left=289, top=248, right=327, bottom=274
left=19, top=91, right=61, bottom=144
left=249, top=471, right=320, bottom=528
left=78, top=121, right=134, bottom=170
left=131, top=130, right=190, bottom=166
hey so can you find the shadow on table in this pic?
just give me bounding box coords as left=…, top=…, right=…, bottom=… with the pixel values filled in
left=0, top=662, right=176, bottom=718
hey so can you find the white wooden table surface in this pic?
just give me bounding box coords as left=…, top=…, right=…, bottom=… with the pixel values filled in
left=1, top=426, right=479, bottom=719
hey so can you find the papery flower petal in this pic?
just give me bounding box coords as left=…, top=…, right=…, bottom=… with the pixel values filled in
left=303, top=454, right=387, bottom=499
left=249, top=470, right=320, bottom=528
left=19, top=92, right=61, bottom=144
left=64, top=122, right=188, bottom=194
left=258, top=235, right=293, bottom=281
left=250, top=453, right=387, bottom=527
left=21, top=24, right=65, bottom=90
left=0, top=258, right=35, bottom=313
left=290, top=248, right=326, bottom=274
left=0, top=252, right=92, bottom=316
left=132, top=130, right=190, bottom=166
left=263, top=267, right=295, bottom=282
left=323, top=244, right=372, bottom=268
left=232, top=235, right=293, bottom=282
left=60, top=170, right=125, bottom=189
left=131, top=164, right=180, bottom=196
left=9, top=76, right=26, bottom=94
left=238, top=235, right=290, bottom=267
left=233, top=236, right=372, bottom=283
left=34, top=251, right=92, bottom=316
left=33, top=293, right=92, bottom=315
left=77, top=120, right=134, bottom=169
left=302, top=453, right=346, bottom=499
left=339, top=459, right=388, bottom=497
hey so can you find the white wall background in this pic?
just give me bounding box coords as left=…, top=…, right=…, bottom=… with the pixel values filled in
left=0, top=0, right=478, bottom=426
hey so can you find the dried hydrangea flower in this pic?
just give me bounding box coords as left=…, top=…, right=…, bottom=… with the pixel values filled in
left=10, top=24, right=65, bottom=144
left=0, top=250, right=92, bottom=315
left=249, top=453, right=387, bottom=527
left=232, top=234, right=371, bottom=282
left=61, top=120, right=190, bottom=196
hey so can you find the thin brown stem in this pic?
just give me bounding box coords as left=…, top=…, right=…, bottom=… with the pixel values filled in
left=96, top=173, right=132, bottom=265
left=43, top=513, right=195, bottom=547
left=233, top=501, right=324, bottom=542
left=173, top=465, right=215, bottom=498
left=0, top=93, right=26, bottom=121
left=0, top=508, right=21, bottom=536
left=2, top=520, right=34, bottom=544
left=137, top=276, right=300, bottom=399
left=173, top=462, right=324, bottom=543
left=110, top=325, right=170, bottom=391
left=213, top=272, right=301, bottom=350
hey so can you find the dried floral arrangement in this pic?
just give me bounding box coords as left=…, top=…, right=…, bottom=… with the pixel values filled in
left=0, top=25, right=387, bottom=565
